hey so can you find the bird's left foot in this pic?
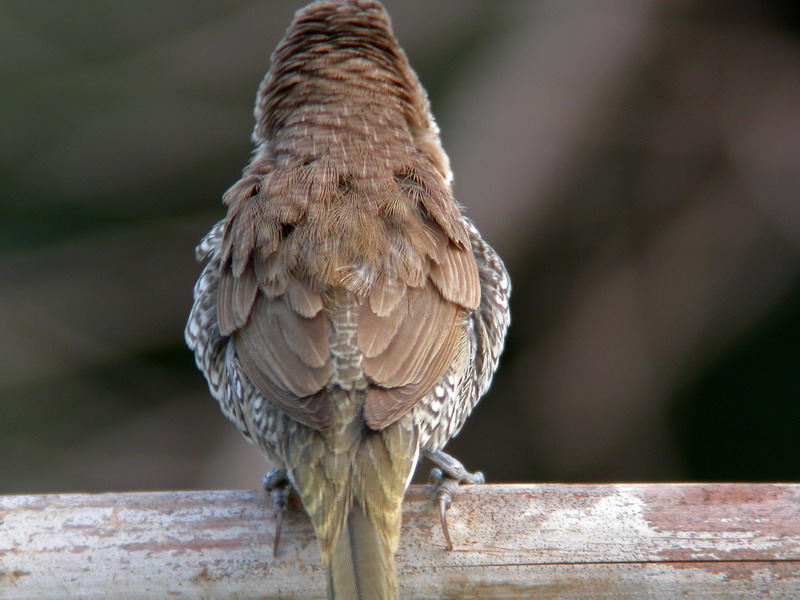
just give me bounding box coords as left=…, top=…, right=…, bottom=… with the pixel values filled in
left=262, top=467, right=290, bottom=557
left=424, top=449, right=485, bottom=550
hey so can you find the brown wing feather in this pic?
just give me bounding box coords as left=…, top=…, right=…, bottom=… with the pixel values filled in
left=218, top=234, right=333, bottom=429
left=363, top=292, right=468, bottom=428
left=429, top=243, right=481, bottom=310
left=217, top=268, right=238, bottom=337
left=358, top=281, right=409, bottom=358
left=368, top=277, right=404, bottom=317
left=362, top=286, right=457, bottom=384
left=217, top=262, right=260, bottom=336
left=252, top=249, right=289, bottom=299
left=235, top=292, right=333, bottom=429
left=360, top=281, right=470, bottom=430
left=364, top=387, right=419, bottom=429
left=272, top=296, right=329, bottom=368
left=285, top=277, right=324, bottom=318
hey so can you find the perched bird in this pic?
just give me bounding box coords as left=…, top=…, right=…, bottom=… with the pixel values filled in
left=185, top=1, right=510, bottom=598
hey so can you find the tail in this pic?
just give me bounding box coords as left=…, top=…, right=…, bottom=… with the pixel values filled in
left=325, top=424, right=417, bottom=600
left=328, top=501, right=397, bottom=599
left=285, top=394, right=419, bottom=600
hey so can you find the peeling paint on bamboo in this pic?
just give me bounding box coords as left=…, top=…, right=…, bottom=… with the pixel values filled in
left=1, top=484, right=798, bottom=599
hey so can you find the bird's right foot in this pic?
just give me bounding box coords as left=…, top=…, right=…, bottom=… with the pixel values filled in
left=425, top=450, right=485, bottom=550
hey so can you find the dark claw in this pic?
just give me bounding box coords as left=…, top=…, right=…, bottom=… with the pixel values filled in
left=272, top=504, right=284, bottom=557
left=431, top=476, right=458, bottom=550
left=430, top=467, right=454, bottom=549
left=438, top=495, right=453, bottom=550
left=262, top=468, right=289, bottom=557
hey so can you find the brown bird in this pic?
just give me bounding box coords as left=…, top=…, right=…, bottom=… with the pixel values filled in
left=185, top=1, right=510, bottom=598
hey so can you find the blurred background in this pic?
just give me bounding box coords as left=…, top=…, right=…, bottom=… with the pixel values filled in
left=2, top=0, right=799, bottom=494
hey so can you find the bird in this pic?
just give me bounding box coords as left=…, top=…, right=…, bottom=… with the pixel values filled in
left=185, top=1, right=510, bottom=598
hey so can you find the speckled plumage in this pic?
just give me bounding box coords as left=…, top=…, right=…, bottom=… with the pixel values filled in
left=185, top=1, right=509, bottom=598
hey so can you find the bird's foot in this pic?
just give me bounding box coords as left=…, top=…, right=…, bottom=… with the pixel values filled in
left=424, top=449, right=485, bottom=550
left=262, top=467, right=290, bottom=557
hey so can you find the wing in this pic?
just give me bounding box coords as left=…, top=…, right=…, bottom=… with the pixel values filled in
left=217, top=174, right=334, bottom=431
left=219, top=263, right=333, bottom=430
left=358, top=232, right=480, bottom=430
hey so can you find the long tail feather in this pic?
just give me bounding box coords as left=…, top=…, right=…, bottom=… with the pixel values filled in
left=328, top=502, right=397, bottom=600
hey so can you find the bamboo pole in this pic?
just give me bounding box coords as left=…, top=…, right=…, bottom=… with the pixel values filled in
left=1, top=484, right=798, bottom=599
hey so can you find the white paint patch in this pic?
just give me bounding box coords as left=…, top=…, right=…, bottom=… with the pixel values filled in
left=536, top=489, right=652, bottom=553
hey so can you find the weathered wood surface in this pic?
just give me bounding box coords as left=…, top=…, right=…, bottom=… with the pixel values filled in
left=1, top=484, right=798, bottom=599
